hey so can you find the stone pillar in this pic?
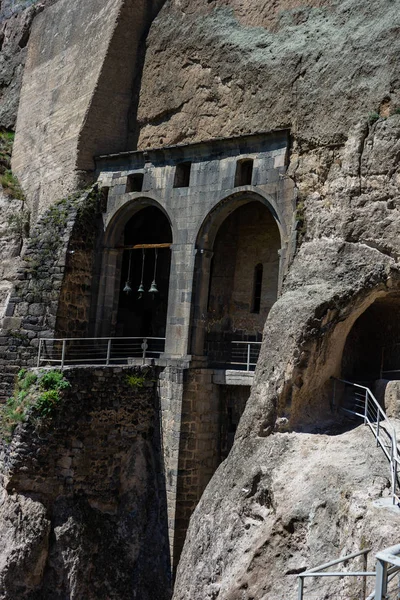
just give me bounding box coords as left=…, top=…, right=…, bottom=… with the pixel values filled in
left=190, top=249, right=213, bottom=357
left=173, top=368, right=220, bottom=569
left=158, top=366, right=185, bottom=569
left=95, top=248, right=123, bottom=337
left=163, top=243, right=196, bottom=358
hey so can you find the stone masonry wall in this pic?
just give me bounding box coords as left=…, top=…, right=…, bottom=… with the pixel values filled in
left=0, top=188, right=102, bottom=402
left=173, top=368, right=220, bottom=569
left=11, top=0, right=167, bottom=220
left=0, top=365, right=171, bottom=599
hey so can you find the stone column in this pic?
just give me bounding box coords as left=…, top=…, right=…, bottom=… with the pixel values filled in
left=95, top=248, right=123, bottom=337
left=190, top=249, right=213, bottom=357
left=163, top=243, right=196, bottom=358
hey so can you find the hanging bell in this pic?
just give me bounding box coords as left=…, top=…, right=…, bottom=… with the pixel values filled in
left=148, top=280, right=158, bottom=294
left=138, top=282, right=145, bottom=299
left=123, top=280, right=132, bottom=294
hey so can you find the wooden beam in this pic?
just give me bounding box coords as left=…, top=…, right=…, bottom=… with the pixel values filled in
left=117, top=243, right=172, bottom=250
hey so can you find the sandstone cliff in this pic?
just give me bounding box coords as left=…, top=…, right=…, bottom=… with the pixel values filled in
left=0, top=0, right=57, bottom=130
left=173, top=424, right=400, bottom=599
left=133, top=1, right=400, bottom=597
left=1, top=0, right=400, bottom=598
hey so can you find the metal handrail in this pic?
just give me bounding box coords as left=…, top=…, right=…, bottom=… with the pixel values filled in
left=230, top=341, right=262, bottom=372
left=332, top=377, right=400, bottom=506
left=298, top=546, right=400, bottom=600
left=37, top=337, right=166, bottom=368
left=297, top=548, right=371, bottom=600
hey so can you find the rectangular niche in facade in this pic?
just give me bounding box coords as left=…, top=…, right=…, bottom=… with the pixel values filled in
left=174, top=162, right=192, bottom=188
left=235, top=158, right=254, bottom=187
left=126, top=173, right=144, bottom=193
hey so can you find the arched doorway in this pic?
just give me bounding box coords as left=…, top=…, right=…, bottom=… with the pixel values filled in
left=115, top=206, right=172, bottom=338
left=342, top=292, right=400, bottom=383
left=95, top=202, right=173, bottom=343
left=195, top=200, right=281, bottom=366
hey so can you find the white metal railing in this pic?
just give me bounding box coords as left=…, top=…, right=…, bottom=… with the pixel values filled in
left=381, top=343, right=400, bottom=379
left=332, top=378, right=400, bottom=507
left=297, top=548, right=372, bottom=600
left=230, top=341, right=262, bottom=372
left=37, top=337, right=165, bottom=368
left=297, top=545, right=400, bottom=600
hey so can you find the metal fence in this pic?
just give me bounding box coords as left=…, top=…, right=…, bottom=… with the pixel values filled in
left=381, top=344, right=400, bottom=379
left=332, top=377, right=400, bottom=507
left=37, top=337, right=165, bottom=368
left=230, top=341, right=262, bottom=371
left=297, top=548, right=372, bottom=600
left=298, top=545, right=400, bottom=600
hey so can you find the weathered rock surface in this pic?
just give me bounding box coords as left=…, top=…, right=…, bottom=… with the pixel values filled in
left=0, top=0, right=57, bottom=130
left=174, top=425, right=399, bottom=600
left=0, top=367, right=171, bottom=600
left=137, top=0, right=400, bottom=149
left=0, top=189, right=24, bottom=319
left=145, top=2, right=400, bottom=596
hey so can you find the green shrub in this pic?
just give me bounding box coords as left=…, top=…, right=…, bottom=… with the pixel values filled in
left=368, top=112, right=380, bottom=125
left=0, top=369, right=70, bottom=441
left=40, top=370, right=70, bottom=391
left=126, top=374, right=145, bottom=388
left=36, top=389, right=61, bottom=417
left=0, top=169, right=25, bottom=201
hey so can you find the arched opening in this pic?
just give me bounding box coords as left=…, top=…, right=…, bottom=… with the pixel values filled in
left=115, top=206, right=172, bottom=338
left=204, top=200, right=281, bottom=367
left=342, top=292, right=400, bottom=383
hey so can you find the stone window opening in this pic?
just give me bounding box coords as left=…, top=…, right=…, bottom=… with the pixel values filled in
left=126, top=173, right=144, bottom=193
left=251, top=263, right=263, bottom=314
left=174, top=162, right=191, bottom=188
left=235, top=158, right=253, bottom=187
left=99, top=186, right=110, bottom=212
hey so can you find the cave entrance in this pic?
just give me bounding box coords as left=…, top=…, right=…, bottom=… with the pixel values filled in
left=341, top=293, right=400, bottom=384
left=202, top=200, right=281, bottom=367
left=115, top=206, right=172, bottom=338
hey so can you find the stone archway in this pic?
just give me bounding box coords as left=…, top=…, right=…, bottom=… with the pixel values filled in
left=190, top=192, right=283, bottom=360
left=95, top=199, right=173, bottom=339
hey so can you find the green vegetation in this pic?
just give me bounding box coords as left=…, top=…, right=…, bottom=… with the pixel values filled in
left=0, top=169, right=25, bottom=201
left=0, top=131, right=25, bottom=201
left=368, top=112, right=380, bottom=125
left=126, top=374, right=146, bottom=388
left=7, top=208, right=30, bottom=237
left=0, top=369, right=70, bottom=441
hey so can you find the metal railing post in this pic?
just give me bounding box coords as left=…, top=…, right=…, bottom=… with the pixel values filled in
left=298, top=576, right=304, bottom=600
left=331, top=377, right=336, bottom=413
left=247, top=343, right=251, bottom=372
left=106, top=338, right=111, bottom=366
left=61, top=339, right=66, bottom=370
left=362, top=551, right=368, bottom=600
left=142, top=338, right=148, bottom=364
left=364, top=390, right=368, bottom=424
left=377, top=409, right=380, bottom=447
left=37, top=339, right=42, bottom=368
left=394, top=431, right=398, bottom=505
left=375, top=558, right=388, bottom=600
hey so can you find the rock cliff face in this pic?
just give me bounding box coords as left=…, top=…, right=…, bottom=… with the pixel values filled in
left=1, top=0, right=400, bottom=598
left=0, top=367, right=171, bottom=600
left=173, top=425, right=400, bottom=600
left=133, top=0, right=400, bottom=597
left=0, top=0, right=57, bottom=130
